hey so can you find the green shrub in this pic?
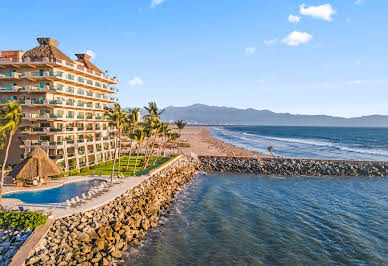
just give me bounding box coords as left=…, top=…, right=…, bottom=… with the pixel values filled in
left=80, top=166, right=90, bottom=173
left=179, top=142, right=191, bottom=148
left=0, top=211, right=48, bottom=230
left=68, top=169, right=80, bottom=176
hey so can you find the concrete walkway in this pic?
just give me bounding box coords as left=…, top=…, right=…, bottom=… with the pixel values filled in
left=6, top=155, right=182, bottom=265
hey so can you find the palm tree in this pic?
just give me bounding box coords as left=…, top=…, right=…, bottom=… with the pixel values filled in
left=132, top=129, right=145, bottom=175
left=143, top=102, right=164, bottom=168
left=143, top=118, right=161, bottom=168
left=125, top=108, right=140, bottom=171
left=168, top=132, right=180, bottom=155
left=104, top=104, right=127, bottom=183
left=144, top=101, right=164, bottom=119
left=267, top=146, right=274, bottom=156
left=153, top=122, right=169, bottom=165
left=0, top=101, right=22, bottom=202
left=175, top=120, right=187, bottom=153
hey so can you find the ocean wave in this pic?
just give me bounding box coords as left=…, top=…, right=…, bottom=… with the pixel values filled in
left=216, top=127, right=388, bottom=159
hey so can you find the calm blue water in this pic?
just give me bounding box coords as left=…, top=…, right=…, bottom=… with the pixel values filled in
left=3, top=179, right=103, bottom=204
left=123, top=173, right=388, bottom=265
left=210, top=126, right=388, bottom=161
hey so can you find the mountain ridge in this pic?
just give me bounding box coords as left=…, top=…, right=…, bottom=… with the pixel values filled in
left=132, top=104, right=388, bottom=127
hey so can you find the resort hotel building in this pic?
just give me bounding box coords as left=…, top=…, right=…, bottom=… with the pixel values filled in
left=0, top=38, right=119, bottom=171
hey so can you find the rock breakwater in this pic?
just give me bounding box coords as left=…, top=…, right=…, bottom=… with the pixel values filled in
left=0, top=228, right=32, bottom=265
left=25, top=156, right=199, bottom=265
left=199, top=156, right=388, bottom=177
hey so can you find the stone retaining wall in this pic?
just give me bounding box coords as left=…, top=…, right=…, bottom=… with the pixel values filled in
left=25, top=155, right=200, bottom=265
left=199, top=156, right=388, bottom=177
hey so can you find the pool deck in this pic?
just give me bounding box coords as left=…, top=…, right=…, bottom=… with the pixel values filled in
left=1, top=155, right=181, bottom=218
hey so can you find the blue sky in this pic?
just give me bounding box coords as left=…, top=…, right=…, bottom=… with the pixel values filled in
left=1, top=0, right=387, bottom=117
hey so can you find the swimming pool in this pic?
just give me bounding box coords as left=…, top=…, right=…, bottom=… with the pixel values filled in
left=3, top=179, right=104, bottom=204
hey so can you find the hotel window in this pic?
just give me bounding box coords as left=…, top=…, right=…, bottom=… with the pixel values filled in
left=78, top=77, right=84, bottom=83
left=86, top=80, right=93, bottom=85
left=67, top=74, right=74, bottom=80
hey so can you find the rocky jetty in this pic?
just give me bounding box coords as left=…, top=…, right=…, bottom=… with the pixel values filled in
left=199, top=156, right=388, bottom=177
left=0, top=228, right=32, bottom=265
left=25, top=156, right=199, bottom=265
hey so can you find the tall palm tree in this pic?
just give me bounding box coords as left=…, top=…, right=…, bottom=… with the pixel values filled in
left=168, top=132, right=180, bottom=155
left=143, top=118, right=161, bottom=168
left=125, top=108, right=140, bottom=171
left=175, top=120, right=187, bottom=153
left=132, top=129, right=145, bottom=175
left=153, top=122, right=169, bottom=165
left=144, top=101, right=164, bottom=119
left=143, top=102, right=164, bottom=168
left=104, top=104, right=127, bottom=183
left=0, top=101, right=22, bottom=202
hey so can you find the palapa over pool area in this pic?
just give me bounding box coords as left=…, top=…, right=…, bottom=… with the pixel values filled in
left=9, top=146, right=62, bottom=185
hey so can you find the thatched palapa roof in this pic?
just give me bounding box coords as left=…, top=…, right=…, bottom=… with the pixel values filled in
left=75, top=53, right=104, bottom=74
left=22, top=38, right=74, bottom=63
left=9, top=147, right=62, bottom=180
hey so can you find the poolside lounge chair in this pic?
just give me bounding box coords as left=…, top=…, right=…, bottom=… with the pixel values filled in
left=71, top=197, right=81, bottom=208
left=66, top=200, right=72, bottom=209
left=87, top=191, right=95, bottom=199
left=75, top=196, right=85, bottom=204
left=82, top=193, right=90, bottom=201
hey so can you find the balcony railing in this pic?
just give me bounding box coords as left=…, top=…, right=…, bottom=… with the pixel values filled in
left=0, top=57, right=117, bottom=83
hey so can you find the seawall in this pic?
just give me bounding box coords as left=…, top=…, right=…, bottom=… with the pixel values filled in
left=199, top=156, right=388, bottom=177
left=24, top=155, right=200, bottom=265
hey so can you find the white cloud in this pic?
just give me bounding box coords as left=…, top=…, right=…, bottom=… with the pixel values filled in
left=245, top=47, right=256, bottom=55
left=300, top=4, right=336, bottom=21
left=85, top=50, right=96, bottom=59
left=282, top=31, right=312, bottom=46
left=344, top=80, right=365, bottom=86
left=264, top=39, right=278, bottom=46
left=129, top=77, right=144, bottom=87
left=288, top=14, right=301, bottom=23
left=151, top=0, right=165, bottom=8
left=354, top=0, right=363, bottom=5
left=346, top=18, right=351, bottom=23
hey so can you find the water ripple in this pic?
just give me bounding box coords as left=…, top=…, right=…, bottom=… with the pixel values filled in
left=122, top=173, right=388, bottom=266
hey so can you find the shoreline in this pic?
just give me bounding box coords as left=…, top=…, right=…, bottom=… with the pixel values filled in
left=180, top=126, right=271, bottom=158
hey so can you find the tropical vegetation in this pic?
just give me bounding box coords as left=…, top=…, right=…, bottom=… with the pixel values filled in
left=0, top=210, right=47, bottom=230
left=0, top=101, right=22, bottom=203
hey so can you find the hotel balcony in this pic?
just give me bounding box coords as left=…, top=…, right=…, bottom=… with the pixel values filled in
left=0, top=70, right=119, bottom=94
left=20, top=126, right=114, bottom=135
left=0, top=85, right=118, bottom=103
left=0, top=57, right=117, bottom=84
left=0, top=99, right=112, bottom=112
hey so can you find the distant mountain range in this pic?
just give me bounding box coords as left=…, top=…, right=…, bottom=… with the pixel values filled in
left=135, top=104, right=388, bottom=127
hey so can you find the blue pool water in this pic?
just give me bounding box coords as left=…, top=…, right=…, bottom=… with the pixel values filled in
left=3, top=179, right=103, bottom=204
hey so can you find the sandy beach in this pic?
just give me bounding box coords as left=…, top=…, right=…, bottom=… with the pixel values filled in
left=180, top=126, right=270, bottom=158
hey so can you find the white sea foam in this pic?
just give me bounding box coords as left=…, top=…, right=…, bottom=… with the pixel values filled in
left=215, top=127, right=388, bottom=159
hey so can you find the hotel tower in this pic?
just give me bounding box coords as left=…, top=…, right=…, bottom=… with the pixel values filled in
left=0, top=38, right=119, bottom=171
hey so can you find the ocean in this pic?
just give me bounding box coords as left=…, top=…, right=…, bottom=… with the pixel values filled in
left=123, top=173, right=388, bottom=265
left=209, top=126, right=388, bottom=161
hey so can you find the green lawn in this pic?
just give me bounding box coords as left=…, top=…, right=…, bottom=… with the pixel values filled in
left=78, top=155, right=170, bottom=177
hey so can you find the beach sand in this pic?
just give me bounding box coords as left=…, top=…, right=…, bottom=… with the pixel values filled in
left=180, top=126, right=270, bottom=158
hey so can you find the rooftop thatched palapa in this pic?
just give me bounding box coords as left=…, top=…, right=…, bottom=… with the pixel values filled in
left=9, top=147, right=62, bottom=184
left=22, top=37, right=74, bottom=63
